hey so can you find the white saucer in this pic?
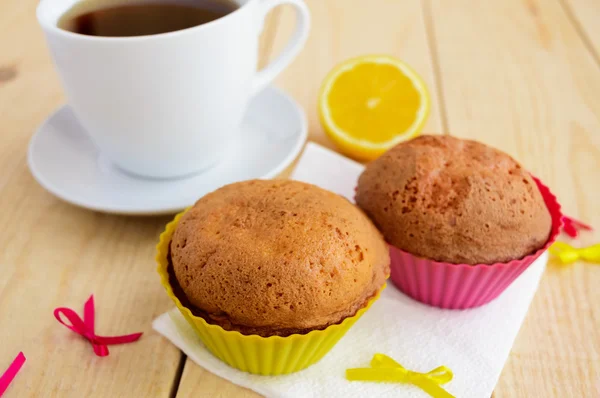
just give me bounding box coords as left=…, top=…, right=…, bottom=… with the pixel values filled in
left=28, top=87, right=308, bottom=215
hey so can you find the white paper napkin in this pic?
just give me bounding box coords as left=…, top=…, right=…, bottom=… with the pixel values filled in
left=153, top=142, right=548, bottom=398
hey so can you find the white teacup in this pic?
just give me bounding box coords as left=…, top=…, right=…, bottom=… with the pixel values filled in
left=37, top=0, right=310, bottom=178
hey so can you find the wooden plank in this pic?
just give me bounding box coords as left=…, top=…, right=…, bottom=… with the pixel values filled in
left=175, top=0, right=442, bottom=395
left=0, top=3, right=285, bottom=398
left=427, top=0, right=600, bottom=396
left=173, top=8, right=285, bottom=398
left=4, top=0, right=595, bottom=396
left=268, top=0, right=444, bottom=149
left=560, top=0, right=600, bottom=62
left=0, top=1, right=182, bottom=397
left=175, top=365, right=261, bottom=398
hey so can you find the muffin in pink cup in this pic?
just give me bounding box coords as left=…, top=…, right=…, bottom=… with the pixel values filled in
left=355, top=135, right=562, bottom=309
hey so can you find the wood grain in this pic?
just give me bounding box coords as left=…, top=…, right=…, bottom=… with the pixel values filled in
left=269, top=0, right=444, bottom=146
left=175, top=0, right=444, bottom=394
left=427, top=0, right=600, bottom=396
left=0, top=1, right=276, bottom=398
left=1, top=0, right=599, bottom=397
left=560, top=0, right=600, bottom=63
left=173, top=0, right=442, bottom=397
left=0, top=1, right=182, bottom=397
left=173, top=8, right=281, bottom=398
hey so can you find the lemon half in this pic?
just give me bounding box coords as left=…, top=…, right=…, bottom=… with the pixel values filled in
left=319, top=55, right=430, bottom=160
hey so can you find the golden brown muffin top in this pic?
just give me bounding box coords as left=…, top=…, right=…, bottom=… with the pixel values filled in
left=171, top=179, right=389, bottom=336
left=356, top=135, right=552, bottom=264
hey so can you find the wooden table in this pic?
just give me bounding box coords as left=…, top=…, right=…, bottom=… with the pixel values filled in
left=1, top=0, right=599, bottom=396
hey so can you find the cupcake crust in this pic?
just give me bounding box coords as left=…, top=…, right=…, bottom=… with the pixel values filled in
left=170, top=180, right=389, bottom=336
left=356, top=135, right=552, bottom=264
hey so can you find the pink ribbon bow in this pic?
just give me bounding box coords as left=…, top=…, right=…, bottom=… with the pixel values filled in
left=54, top=295, right=143, bottom=357
left=0, top=352, right=25, bottom=397
left=561, top=216, right=593, bottom=238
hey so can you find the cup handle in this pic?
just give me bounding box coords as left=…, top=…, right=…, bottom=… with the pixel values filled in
left=251, top=0, right=310, bottom=95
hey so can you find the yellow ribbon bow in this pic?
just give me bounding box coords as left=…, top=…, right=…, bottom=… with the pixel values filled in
left=549, top=242, right=600, bottom=265
left=346, top=354, right=455, bottom=398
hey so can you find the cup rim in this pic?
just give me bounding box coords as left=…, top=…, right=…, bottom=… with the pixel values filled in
left=37, top=0, right=256, bottom=42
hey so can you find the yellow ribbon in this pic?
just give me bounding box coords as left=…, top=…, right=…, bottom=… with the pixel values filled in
left=346, top=354, right=455, bottom=398
left=549, top=242, right=600, bottom=265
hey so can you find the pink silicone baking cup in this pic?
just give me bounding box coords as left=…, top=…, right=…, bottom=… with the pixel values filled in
left=388, top=176, right=562, bottom=309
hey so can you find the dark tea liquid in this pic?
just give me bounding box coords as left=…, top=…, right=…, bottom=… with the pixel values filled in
left=58, top=1, right=239, bottom=37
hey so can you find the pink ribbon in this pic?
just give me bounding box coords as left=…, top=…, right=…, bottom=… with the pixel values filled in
left=54, top=295, right=143, bottom=357
left=562, top=216, right=593, bottom=238
left=0, top=352, right=25, bottom=397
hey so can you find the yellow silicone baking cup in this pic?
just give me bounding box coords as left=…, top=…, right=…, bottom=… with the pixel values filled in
left=156, top=210, right=384, bottom=375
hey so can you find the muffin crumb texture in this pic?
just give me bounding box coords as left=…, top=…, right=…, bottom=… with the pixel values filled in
left=356, top=135, right=552, bottom=264
left=170, top=179, right=389, bottom=336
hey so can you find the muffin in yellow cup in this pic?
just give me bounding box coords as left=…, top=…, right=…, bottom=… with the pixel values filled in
left=157, top=180, right=389, bottom=375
